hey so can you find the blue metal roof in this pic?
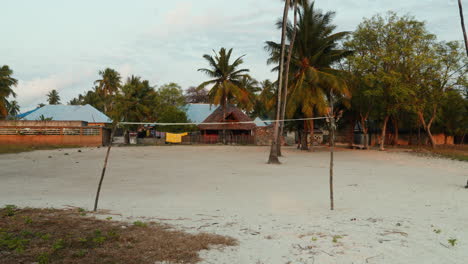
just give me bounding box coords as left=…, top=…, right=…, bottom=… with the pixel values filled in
left=16, top=108, right=40, bottom=119
left=185, top=104, right=217, bottom=123
left=21, top=104, right=112, bottom=123
left=254, top=117, right=270, bottom=127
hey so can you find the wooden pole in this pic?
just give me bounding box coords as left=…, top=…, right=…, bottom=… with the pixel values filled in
left=93, top=126, right=116, bottom=212
left=458, top=0, right=468, bottom=56
left=329, top=94, right=335, bottom=211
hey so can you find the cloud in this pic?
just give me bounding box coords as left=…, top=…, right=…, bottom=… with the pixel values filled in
left=15, top=69, right=94, bottom=110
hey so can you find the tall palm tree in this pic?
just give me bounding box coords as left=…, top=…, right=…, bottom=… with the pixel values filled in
left=47, top=89, right=61, bottom=105
left=197, top=47, right=252, bottom=144
left=0, top=65, right=18, bottom=119
left=459, top=0, right=468, bottom=56
left=278, top=0, right=299, bottom=156
left=268, top=0, right=291, bottom=164
left=267, top=0, right=351, bottom=150
left=7, top=100, right=20, bottom=118
left=94, top=68, right=122, bottom=113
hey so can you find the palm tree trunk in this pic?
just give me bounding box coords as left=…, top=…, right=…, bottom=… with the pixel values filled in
left=309, top=117, right=314, bottom=152
left=268, top=0, right=291, bottom=164
left=278, top=0, right=298, bottom=157
left=379, top=115, right=389, bottom=151
left=301, top=120, right=309, bottom=150
left=458, top=0, right=468, bottom=56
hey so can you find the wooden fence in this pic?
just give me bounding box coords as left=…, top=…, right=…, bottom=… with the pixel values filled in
left=0, top=126, right=107, bottom=146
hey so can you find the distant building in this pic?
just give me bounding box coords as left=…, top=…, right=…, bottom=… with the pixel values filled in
left=20, top=104, right=112, bottom=126
left=0, top=105, right=112, bottom=147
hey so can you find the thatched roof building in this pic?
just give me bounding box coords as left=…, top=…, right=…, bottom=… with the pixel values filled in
left=198, top=105, right=255, bottom=131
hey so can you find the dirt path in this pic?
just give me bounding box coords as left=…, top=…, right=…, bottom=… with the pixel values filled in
left=1, top=146, right=467, bottom=263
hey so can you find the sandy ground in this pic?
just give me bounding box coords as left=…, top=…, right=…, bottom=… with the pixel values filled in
left=1, top=145, right=467, bottom=264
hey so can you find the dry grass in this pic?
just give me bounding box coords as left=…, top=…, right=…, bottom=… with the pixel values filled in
left=0, top=206, right=237, bottom=264
left=0, top=145, right=81, bottom=155
left=406, top=145, right=468, bottom=162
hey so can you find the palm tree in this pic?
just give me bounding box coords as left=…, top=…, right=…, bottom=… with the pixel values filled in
left=47, top=89, right=61, bottom=105
left=0, top=65, right=18, bottom=119
left=94, top=68, right=122, bottom=113
left=459, top=0, right=468, bottom=56
left=266, top=0, right=351, bottom=150
left=197, top=47, right=252, bottom=144
left=7, top=100, right=20, bottom=118
left=268, top=0, right=291, bottom=164
left=237, top=76, right=260, bottom=113
left=278, top=0, right=299, bottom=156
left=113, top=75, right=157, bottom=123
left=254, top=80, right=277, bottom=119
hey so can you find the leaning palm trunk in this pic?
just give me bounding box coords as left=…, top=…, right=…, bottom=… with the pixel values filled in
left=458, top=0, right=468, bottom=56
left=277, top=0, right=298, bottom=156
left=268, top=0, right=291, bottom=164
left=94, top=126, right=116, bottom=211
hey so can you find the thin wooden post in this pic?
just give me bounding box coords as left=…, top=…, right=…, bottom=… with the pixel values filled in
left=329, top=93, right=335, bottom=211
left=93, top=126, right=116, bottom=212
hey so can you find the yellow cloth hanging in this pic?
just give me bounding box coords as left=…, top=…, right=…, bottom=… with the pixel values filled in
left=165, top=132, right=188, bottom=143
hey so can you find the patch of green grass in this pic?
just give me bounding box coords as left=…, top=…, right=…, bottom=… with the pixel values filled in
left=332, top=235, right=343, bottom=243
left=448, top=238, right=457, bottom=247
left=37, top=252, right=50, bottom=264
left=133, top=221, right=147, bottom=227
left=433, top=229, right=442, bottom=234
left=52, top=239, right=65, bottom=250
left=3, top=205, right=17, bottom=216
left=23, top=216, right=33, bottom=224
left=0, top=231, right=30, bottom=253
left=311, top=237, right=317, bottom=242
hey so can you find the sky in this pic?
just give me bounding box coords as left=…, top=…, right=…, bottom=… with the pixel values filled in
left=1, top=0, right=465, bottom=111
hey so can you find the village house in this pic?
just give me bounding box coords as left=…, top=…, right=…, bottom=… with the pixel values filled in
left=0, top=105, right=112, bottom=147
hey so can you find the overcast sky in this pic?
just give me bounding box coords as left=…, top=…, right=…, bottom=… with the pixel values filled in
left=1, top=0, right=465, bottom=111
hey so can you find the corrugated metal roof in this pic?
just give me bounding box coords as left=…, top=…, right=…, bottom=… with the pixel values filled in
left=254, top=117, right=270, bottom=127
left=185, top=104, right=217, bottom=123
left=22, top=104, right=112, bottom=123
left=16, top=108, right=40, bottom=119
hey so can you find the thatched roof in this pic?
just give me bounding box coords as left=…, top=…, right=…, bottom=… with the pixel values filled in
left=198, top=105, right=256, bottom=131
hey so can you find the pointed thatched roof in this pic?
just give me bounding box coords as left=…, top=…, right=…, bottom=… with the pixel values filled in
left=198, top=105, right=256, bottom=130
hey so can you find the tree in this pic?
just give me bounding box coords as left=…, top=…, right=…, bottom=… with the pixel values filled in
left=197, top=47, right=252, bottom=144
left=47, top=89, right=61, bottom=105
left=185, top=86, right=209, bottom=103
left=346, top=13, right=435, bottom=150
left=94, top=68, right=122, bottom=113
left=253, top=79, right=277, bottom=119
left=7, top=100, right=20, bottom=118
left=267, top=0, right=351, bottom=151
left=68, top=86, right=105, bottom=112
left=267, top=0, right=290, bottom=163
left=440, top=88, right=467, bottom=143
left=412, top=41, right=467, bottom=148
left=112, top=76, right=158, bottom=123
left=0, top=65, right=18, bottom=119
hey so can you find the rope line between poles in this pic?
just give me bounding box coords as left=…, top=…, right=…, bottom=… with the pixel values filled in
left=118, top=117, right=329, bottom=126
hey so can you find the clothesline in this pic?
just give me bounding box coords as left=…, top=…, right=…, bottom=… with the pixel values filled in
left=119, top=116, right=329, bottom=126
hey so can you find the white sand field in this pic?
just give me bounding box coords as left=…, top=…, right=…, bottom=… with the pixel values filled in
left=1, top=145, right=467, bottom=263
